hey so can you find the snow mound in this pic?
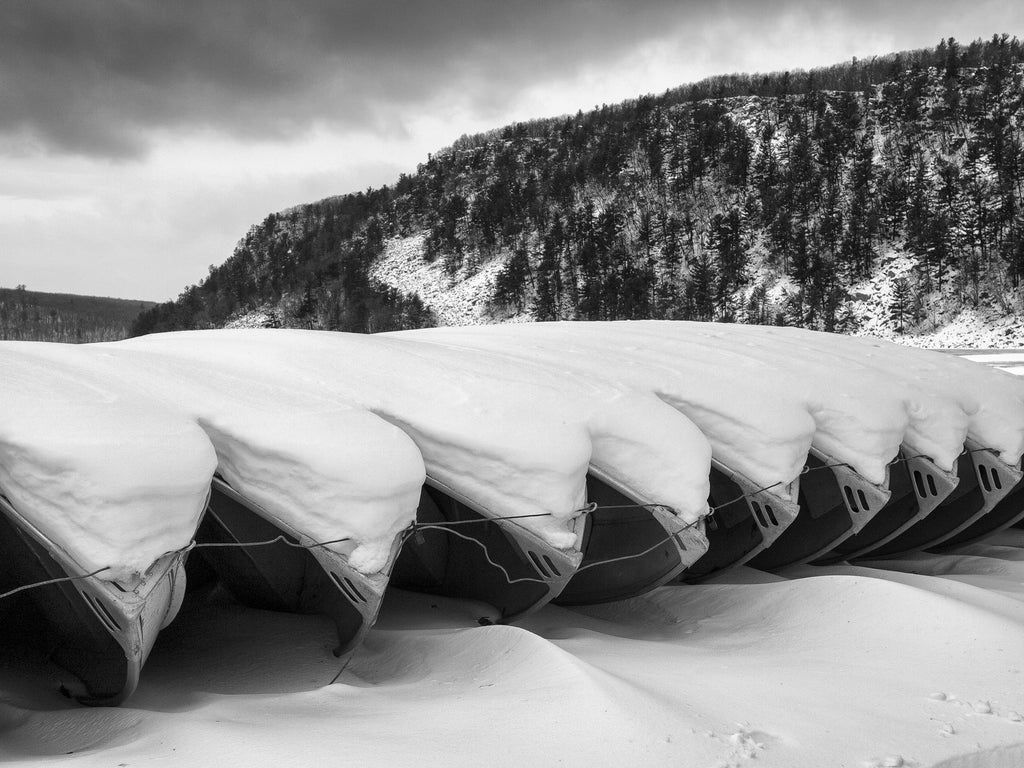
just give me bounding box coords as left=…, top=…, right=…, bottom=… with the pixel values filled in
left=392, top=321, right=918, bottom=487
left=387, top=322, right=817, bottom=496
left=0, top=343, right=217, bottom=582
left=84, top=342, right=427, bottom=574
left=112, top=329, right=715, bottom=533
left=746, top=327, right=1024, bottom=467
left=112, top=330, right=593, bottom=547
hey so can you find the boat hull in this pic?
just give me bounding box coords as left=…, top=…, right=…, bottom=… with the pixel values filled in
left=929, top=459, right=1024, bottom=550
left=0, top=491, right=184, bottom=706
left=858, top=442, right=1021, bottom=558
left=683, top=460, right=800, bottom=580
left=553, top=473, right=706, bottom=605
left=750, top=449, right=890, bottom=570
left=193, top=478, right=394, bottom=657
left=820, top=452, right=958, bottom=562
left=390, top=480, right=583, bottom=621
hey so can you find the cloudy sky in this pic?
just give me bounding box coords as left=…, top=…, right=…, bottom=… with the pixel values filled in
left=2, top=0, right=1022, bottom=301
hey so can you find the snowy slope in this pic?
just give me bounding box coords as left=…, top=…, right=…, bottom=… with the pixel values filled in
left=369, top=233, right=525, bottom=325
left=368, top=231, right=1024, bottom=352
left=847, top=250, right=1024, bottom=349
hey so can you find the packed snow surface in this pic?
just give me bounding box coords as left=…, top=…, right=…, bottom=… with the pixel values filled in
left=0, top=343, right=217, bottom=582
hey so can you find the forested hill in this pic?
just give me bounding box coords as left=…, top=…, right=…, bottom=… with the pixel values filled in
left=0, top=286, right=154, bottom=342
left=132, top=35, right=1024, bottom=342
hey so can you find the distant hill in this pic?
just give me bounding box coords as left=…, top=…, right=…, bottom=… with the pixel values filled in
left=131, top=34, right=1024, bottom=345
left=0, top=285, right=155, bottom=343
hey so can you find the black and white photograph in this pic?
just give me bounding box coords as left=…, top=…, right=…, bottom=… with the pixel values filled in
left=2, top=2, right=1024, bottom=766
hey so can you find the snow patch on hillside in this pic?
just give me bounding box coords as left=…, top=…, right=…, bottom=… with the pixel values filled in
left=844, top=250, right=1024, bottom=349
left=370, top=233, right=519, bottom=325
left=224, top=307, right=281, bottom=329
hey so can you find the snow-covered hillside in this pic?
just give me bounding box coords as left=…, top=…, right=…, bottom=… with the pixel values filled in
left=366, top=237, right=1024, bottom=349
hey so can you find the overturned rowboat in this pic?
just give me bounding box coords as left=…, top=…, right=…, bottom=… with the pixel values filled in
left=749, top=448, right=891, bottom=570
left=393, top=470, right=704, bottom=612
left=390, top=477, right=584, bottom=621
left=858, top=442, right=1022, bottom=558
left=553, top=471, right=707, bottom=604
left=0, top=488, right=186, bottom=706
left=819, top=450, right=959, bottom=562
left=682, top=460, right=800, bottom=580
left=191, top=476, right=398, bottom=657
left=932, top=459, right=1024, bottom=549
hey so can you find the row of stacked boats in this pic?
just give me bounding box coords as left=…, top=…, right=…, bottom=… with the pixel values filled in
left=2, top=321, right=1023, bottom=706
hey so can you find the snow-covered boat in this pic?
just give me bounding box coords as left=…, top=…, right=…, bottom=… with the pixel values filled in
left=191, top=476, right=398, bottom=657
left=682, top=460, right=800, bottom=580
left=391, top=478, right=584, bottom=620
left=552, top=472, right=707, bottom=604
left=0, top=488, right=186, bottom=705
left=932, top=460, right=1024, bottom=548
left=749, top=449, right=891, bottom=569
left=857, top=442, right=1022, bottom=557
left=394, top=471, right=703, bottom=612
left=819, top=451, right=959, bottom=562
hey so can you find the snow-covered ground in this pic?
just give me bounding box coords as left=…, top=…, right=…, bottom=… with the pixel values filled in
left=2, top=326, right=1024, bottom=766
left=3, top=541, right=1024, bottom=767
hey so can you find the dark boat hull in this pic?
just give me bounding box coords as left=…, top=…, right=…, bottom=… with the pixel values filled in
left=819, top=452, right=958, bottom=562
left=553, top=473, right=707, bottom=604
left=0, top=491, right=184, bottom=706
left=929, top=459, right=1024, bottom=550
left=194, top=478, right=395, bottom=657
left=857, top=443, right=1021, bottom=558
left=683, top=460, right=800, bottom=580
left=389, top=480, right=583, bottom=621
left=750, top=449, right=890, bottom=570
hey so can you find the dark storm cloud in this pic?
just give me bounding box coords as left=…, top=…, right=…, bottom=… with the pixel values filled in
left=1, top=0, right=1016, bottom=159
left=0, top=0, right=692, bottom=158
